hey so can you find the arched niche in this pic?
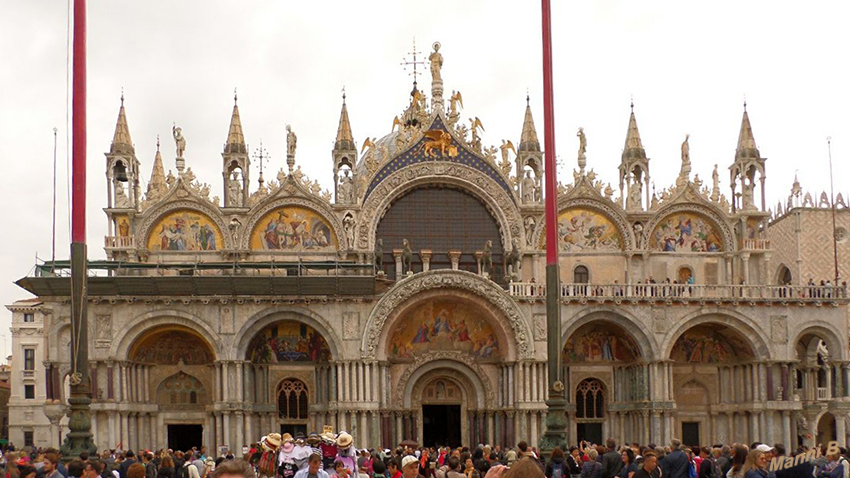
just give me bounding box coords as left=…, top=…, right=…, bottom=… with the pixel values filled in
left=145, top=208, right=223, bottom=252
left=129, top=325, right=215, bottom=365
left=649, top=211, right=725, bottom=253
left=670, top=324, right=754, bottom=364
left=387, top=297, right=504, bottom=362
left=563, top=322, right=642, bottom=364
left=249, top=205, right=337, bottom=251
left=546, top=207, right=624, bottom=252
left=246, top=320, right=333, bottom=364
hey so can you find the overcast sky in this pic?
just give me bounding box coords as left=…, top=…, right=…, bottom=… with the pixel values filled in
left=1, top=0, right=849, bottom=359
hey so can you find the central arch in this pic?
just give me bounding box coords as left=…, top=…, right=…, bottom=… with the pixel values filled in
left=362, top=270, right=533, bottom=360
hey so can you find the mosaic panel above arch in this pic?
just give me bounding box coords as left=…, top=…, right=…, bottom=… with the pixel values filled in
left=670, top=325, right=753, bottom=363
left=145, top=209, right=223, bottom=252
left=129, top=326, right=215, bottom=365
left=388, top=299, right=502, bottom=361
left=563, top=322, right=641, bottom=363
left=247, top=320, right=332, bottom=364
left=649, top=212, right=723, bottom=252
left=544, top=207, right=624, bottom=252
left=250, top=206, right=337, bottom=251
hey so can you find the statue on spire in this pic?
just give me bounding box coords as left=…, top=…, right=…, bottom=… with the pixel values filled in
left=172, top=124, right=186, bottom=159
left=429, top=42, right=443, bottom=82
left=286, top=124, right=297, bottom=172
left=577, top=127, right=587, bottom=174
left=677, top=134, right=691, bottom=186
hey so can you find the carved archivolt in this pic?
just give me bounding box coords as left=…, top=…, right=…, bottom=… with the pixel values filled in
left=395, top=351, right=495, bottom=408
left=137, top=199, right=233, bottom=251
left=535, top=198, right=636, bottom=250
left=356, top=162, right=523, bottom=251
left=644, top=203, right=735, bottom=253
left=240, top=196, right=346, bottom=251
left=361, top=270, right=533, bottom=359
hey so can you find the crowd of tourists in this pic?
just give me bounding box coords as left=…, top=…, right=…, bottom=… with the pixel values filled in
left=2, top=437, right=850, bottom=478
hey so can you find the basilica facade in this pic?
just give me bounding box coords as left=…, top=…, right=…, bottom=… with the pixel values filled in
left=7, top=43, right=850, bottom=454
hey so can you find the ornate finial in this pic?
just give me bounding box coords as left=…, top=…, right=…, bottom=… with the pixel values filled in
left=401, top=37, right=425, bottom=89
left=630, top=95, right=634, bottom=112
left=156, top=134, right=160, bottom=151
left=526, top=90, right=530, bottom=106
left=120, top=87, right=124, bottom=106
left=253, top=140, right=270, bottom=184
left=743, top=94, right=747, bottom=111
left=234, top=88, right=238, bottom=104
left=342, top=85, right=346, bottom=104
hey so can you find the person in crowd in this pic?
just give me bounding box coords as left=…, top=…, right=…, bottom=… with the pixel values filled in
left=727, top=445, right=748, bottom=478
left=18, top=467, right=36, bottom=478
left=567, top=447, right=583, bottom=478
left=633, top=452, right=660, bottom=478
left=600, top=440, right=624, bottom=478
left=741, top=449, right=772, bottom=478
left=127, top=464, right=146, bottom=478
left=462, top=456, right=479, bottom=478
left=119, top=452, right=138, bottom=478
left=330, top=460, right=349, bottom=478
left=293, top=454, right=329, bottom=478
left=387, top=459, right=402, bottom=478
left=84, top=462, right=102, bottom=478
left=401, top=456, right=425, bottom=478
left=208, top=460, right=254, bottom=478
left=545, top=447, right=566, bottom=478
left=698, top=447, right=717, bottom=478
left=661, top=440, right=689, bottom=478
left=42, top=454, right=63, bottom=478
left=717, top=447, right=732, bottom=477
left=772, top=444, right=813, bottom=478
left=443, top=457, right=464, bottom=478
left=505, top=458, right=544, bottom=478
left=815, top=446, right=849, bottom=478
left=157, top=456, right=176, bottom=478
left=619, top=449, right=637, bottom=478
left=582, top=450, right=602, bottom=478
left=373, top=460, right=388, bottom=478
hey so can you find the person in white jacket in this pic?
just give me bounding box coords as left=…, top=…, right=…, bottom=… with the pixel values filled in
left=294, top=454, right=330, bottom=478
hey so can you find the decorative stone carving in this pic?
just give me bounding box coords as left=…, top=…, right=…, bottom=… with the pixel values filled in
left=362, top=270, right=533, bottom=359
left=343, top=213, right=356, bottom=250
left=357, top=162, right=521, bottom=251
left=771, top=316, right=788, bottom=343
left=533, top=314, right=546, bottom=341
left=95, top=315, right=112, bottom=348
left=394, top=350, right=495, bottom=408
left=343, top=312, right=360, bottom=340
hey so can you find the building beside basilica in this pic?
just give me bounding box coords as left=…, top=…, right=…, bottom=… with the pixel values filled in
left=6, top=43, right=850, bottom=454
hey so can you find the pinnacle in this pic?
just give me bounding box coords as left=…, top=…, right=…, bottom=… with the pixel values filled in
left=519, top=102, right=540, bottom=152
left=335, top=97, right=355, bottom=151
left=110, top=99, right=134, bottom=155
left=224, top=101, right=247, bottom=155
left=735, top=108, right=761, bottom=161
left=622, top=106, right=646, bottom=161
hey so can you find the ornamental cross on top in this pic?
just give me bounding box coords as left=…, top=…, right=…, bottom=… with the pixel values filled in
left=400, top=38, right=426, bottom=87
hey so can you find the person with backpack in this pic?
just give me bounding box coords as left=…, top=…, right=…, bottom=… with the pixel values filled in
left=545, top=448, right=567, bottom=478
left=698, top=447, right=722, bottom=478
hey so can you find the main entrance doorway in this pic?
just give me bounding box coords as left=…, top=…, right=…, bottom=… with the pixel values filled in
left=682, top=422, right=700, bottom=447
left=576, top=423, right=602, bottom=445
left=423, top=405, right=462, bottom=448
left=168, top=424, right=203, bottom=451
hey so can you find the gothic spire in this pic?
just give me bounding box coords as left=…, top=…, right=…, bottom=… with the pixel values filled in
left=110, top=93, right=134, bottom=155
left=334, top=90, right=355, bottom=152
left=146, top=136, right=168, bottom=200
left=735, top=103, right=761, bottom=161
left=224, top=90, right=247, bottom=154
left=519, top=95, right=540, bottom=152
left=621, top=101, right=646, bottom=161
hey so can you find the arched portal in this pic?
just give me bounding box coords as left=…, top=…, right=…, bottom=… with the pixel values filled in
left=375, top=187, right=505, bottom=283
left=128, top=325, right=216, bottom=451
left=817, top=412, right=836, bottom=445
left=574, top=378, right=605, bottom=445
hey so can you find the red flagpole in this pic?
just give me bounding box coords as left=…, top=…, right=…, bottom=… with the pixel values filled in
left=540, top=0, right=567, bottom=453
left=72, top=0, right=86, bottom=243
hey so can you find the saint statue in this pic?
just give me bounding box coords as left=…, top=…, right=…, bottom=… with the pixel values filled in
left=402, top=239, right=413, bottom=275
left=481, top=240, right=493, bottom=275
left=524, top=216, right=536, bottom=246
left=172, top=124, right=186, bottom=158
left=678, top=134, right=691, bottom=185
left=286, top=124, right=297, bottom=157
left=343, top=214, right=355, bottom=249
left=429, top=42, right=443, bottom=82
left=374, top=238, right=384, bottom=273
left=118, top=218, right=130, bottom=237
left=577, top=127, right=587, bottom=159
left=338, top=170, right=354, bottom=204
left=712, top=164, right=719, bottom=191
left=521, top=171, right=536, bottom=204
left=113, top=179, right=131, bottom=208
left=227, top=171, right=242, bottom=207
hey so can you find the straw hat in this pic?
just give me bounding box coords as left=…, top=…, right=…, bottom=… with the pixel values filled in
left=336, top=431, right=353, bottom=448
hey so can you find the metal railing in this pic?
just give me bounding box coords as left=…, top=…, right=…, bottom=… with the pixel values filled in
left=104, top=236, right=135, bottom=249
left=508, top=282, right=847, bottom=301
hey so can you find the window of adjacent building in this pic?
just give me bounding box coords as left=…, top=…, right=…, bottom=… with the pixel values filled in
left=23, top=348, right=35, bottom=371
left=23, top=313, right=34, bottom=323
left=23, top=430, right=34, bottom=447
left=24, top=384, right=35, bottom=399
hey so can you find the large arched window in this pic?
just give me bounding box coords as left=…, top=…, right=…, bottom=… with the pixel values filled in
left=575, top=379, right=604, bottom=419
left=375, top=187, right=504, bottom=283
left=277, top=379, right=308, bottom=420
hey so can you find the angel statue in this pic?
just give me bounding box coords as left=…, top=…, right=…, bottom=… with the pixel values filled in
left=392, top=116, right=403, bottom=133
left=429, top=42, right=443, bottom=82
left=500, top=140, right=516, bottom=166
left=449, top=91, right=464, bottom=117
left=172, top=124, right=186, bottom=158
left=576, top=127, right=587, bottom=173
left=469, top=117, right=484, bottom=152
